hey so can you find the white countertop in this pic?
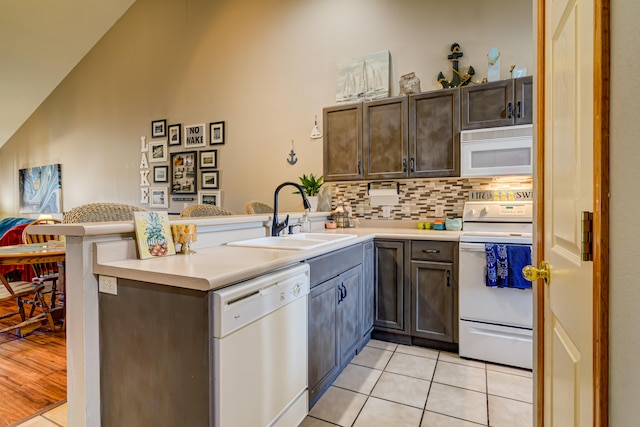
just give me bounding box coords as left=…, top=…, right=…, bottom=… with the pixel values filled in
left=93, top=227, right=461, bottom=292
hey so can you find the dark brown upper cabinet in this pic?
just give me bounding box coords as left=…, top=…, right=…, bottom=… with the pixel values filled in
left=409, top=88, right=460, bottom=177
left=323, top=103, right=363, bottom=182
left=460, top=76, right=533, bottom=130
left=363, top=96, right=409, bottom=180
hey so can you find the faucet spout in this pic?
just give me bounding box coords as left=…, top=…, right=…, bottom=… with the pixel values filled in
left=272, top=181, right=311, bottom=236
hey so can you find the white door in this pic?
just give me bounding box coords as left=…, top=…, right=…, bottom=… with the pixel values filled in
left=542, top=0, right=595, bottom=424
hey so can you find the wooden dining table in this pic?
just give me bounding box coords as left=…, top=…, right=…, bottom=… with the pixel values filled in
left=0, top=242, right=66, bottom=335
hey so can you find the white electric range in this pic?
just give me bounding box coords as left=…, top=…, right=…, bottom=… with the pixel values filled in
left=458, top=201, right=533, bottom=369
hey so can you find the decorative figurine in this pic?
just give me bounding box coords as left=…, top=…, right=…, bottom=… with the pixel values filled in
left=437, top=43, right=475, bottom=88
left=487, top=46, right=500, bottom=82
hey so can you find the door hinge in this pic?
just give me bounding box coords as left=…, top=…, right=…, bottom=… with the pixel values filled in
left=581, top=211, right=593, bottom=261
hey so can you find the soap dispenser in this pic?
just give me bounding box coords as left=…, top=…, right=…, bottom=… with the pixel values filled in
left=301, top=211, right=311, bottom=233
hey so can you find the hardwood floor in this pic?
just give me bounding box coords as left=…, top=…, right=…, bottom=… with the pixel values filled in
left=0, top=299, right=66, bottom=426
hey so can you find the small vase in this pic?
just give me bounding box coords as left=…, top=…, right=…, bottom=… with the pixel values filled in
left=307, top=196, right=319, bottom=212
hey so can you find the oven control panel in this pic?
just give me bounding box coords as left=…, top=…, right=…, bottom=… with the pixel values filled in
left=463, top=201, right=533, bottom=223
left=499, top=204, right=527, bottom=216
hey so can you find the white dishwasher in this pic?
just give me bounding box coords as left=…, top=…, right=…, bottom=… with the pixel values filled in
left=212, top=263, right=310, bottom=427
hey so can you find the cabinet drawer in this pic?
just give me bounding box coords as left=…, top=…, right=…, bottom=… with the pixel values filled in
left=411, top=241, right=455, bottom=262
left=308, top=244, right=363, bottom=288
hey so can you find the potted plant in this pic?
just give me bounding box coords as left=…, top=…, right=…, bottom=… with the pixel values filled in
left=297, top=173, right=323, bottom=211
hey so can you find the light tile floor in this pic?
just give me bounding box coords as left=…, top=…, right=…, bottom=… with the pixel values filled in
left=12, top=402, right=67, bottom=427
left=302, top=339, right=533, bottom=427
left=13, top=341, right=532, bottom=427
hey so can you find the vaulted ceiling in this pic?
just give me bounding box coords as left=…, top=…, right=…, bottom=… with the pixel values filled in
left=0, top=0, right=136, bottom=148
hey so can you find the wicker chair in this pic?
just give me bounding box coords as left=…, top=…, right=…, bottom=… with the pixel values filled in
left=63, top=202, right=147, bottom=223
left=245, top=201, right=274, bottom=214
left=180, top=204, right=235, bottom=217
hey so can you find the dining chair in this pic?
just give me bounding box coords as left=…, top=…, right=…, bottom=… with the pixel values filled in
left=62, top=202, right=146, bottom=223
left=22, top=218, right=63, bottom=309
left=180, top=204, right=235, bottom=217
left=0, top=274, right=54, bottom=336
left=245, top=201, right=274, bottom=214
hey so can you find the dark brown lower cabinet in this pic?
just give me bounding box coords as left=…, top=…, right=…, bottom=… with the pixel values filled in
left=411, top=260, right=455, bottom=342
left=307, top=244, right=364, bottom=408
left=373, top=239, right=458, bottom=348
left=373, top=240, right=410, bottom=333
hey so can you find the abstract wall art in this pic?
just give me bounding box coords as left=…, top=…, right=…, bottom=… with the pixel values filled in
left=19, top=164, right=62, bottom=214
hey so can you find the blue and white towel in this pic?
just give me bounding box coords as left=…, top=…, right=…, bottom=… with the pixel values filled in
left=485, top=244, right=532, bottom=289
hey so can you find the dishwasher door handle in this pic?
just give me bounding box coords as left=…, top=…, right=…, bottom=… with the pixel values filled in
left=459, top=242, right=487, bottom=252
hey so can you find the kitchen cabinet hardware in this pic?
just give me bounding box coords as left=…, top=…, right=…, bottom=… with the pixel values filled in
left=446, top=269, right=451, bottom=287
left=423, top=249, right=440, bottom=254
left=508, top=102, right=513, bottom=119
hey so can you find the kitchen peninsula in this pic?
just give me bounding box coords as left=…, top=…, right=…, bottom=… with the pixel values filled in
left=34, top=213, right=461, bottom=426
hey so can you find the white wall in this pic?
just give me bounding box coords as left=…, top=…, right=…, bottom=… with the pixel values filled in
left=0, top=0, right=533, bottom=216
left=610, top=0, right=640, bottom=423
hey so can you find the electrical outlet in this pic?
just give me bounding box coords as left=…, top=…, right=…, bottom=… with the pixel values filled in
left=99, top=275, right=118, bottom=295
left=435, top=205, right=444, bottom=217
left=382, top=206, right=391, bottom=218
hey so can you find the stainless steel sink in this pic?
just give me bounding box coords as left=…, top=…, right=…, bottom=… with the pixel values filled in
left=227, top=233, right=358, bottom=250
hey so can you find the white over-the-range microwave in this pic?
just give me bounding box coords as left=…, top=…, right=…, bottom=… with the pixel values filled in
left=460, top=124, right=533, bottom=177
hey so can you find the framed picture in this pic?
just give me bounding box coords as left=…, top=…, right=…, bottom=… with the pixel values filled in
left=148, top=140, right=167, bottom=162
left=168, top=123, right=181, bottom=146
left=19, top=163, right=62, bottom=214
left=133, top=211, right=176, bottom=259
left=201, top=170, right=219, bottom=189
left=154, top=165, right=168, bottom=182
left=151, top=119, right=167, bottom=138
left=199, top=190, right=221, bottom=206
left=184, top=123, right=206, bottom=148
left=210, top=121, right=225, bottom=145
left=149, top=187, right=169, bottom=208
left=199, top=150, right=218, bottom=169
left=170, top=151, right=197, bottom=194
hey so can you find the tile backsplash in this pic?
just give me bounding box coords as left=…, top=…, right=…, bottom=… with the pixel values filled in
left=325, top=176, right=533, bottom=221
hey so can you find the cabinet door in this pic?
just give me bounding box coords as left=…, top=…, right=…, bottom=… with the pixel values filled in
left=323, top=103, right=363, bottom=181
left=308, top=277, right=339, bottom=406
left=409, top=88, right=460, bottom=177
left=411, top=260, right=454, bottom=343
left=363, top=96, right=408, bottom=179
left=360, top=241, right=375, bottom=341
left=514, top=76, right=533, bottom=125
left=374, top=240, right=410, bottom=334
left=337, top=265, right=362, bottom=365
left=461, top=79, right=515, bottom=130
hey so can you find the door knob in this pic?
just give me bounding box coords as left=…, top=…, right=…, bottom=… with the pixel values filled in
left=522, top=261, right=551, bottom=285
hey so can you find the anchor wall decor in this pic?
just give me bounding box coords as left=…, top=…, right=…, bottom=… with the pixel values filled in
left=287, top=140, right=298, bottom=165
left=437, top=43, right=475, bottom=88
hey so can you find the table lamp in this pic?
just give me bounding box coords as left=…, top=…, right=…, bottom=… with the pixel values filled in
left=171, top=224, right=197, bottom=254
